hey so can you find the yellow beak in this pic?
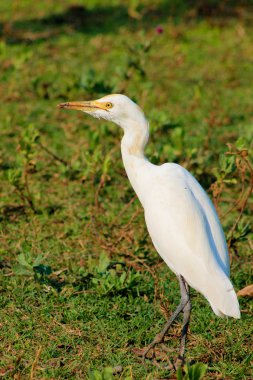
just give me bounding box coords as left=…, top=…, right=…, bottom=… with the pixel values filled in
left=57, top=100, right=108, bottom=112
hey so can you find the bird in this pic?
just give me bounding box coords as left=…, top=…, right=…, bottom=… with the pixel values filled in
left=58, top=94, right=240, bottom=367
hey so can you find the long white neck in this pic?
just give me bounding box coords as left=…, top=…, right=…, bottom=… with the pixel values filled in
left=121, top=119, right=149, bottom=157
left=120, top=119, right=151, bottom=206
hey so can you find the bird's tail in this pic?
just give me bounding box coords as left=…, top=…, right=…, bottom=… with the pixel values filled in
left=207, top=271, right=240, bottom=319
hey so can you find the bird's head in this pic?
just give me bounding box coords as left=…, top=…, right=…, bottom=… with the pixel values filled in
left=57, top=94, right=147, bottom=131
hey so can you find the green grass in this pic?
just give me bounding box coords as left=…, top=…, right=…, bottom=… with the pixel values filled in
left=0, top=1, right=253, bottom=379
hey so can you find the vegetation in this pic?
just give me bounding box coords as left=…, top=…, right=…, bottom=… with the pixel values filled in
left=0, top=1, right=252, bottom=379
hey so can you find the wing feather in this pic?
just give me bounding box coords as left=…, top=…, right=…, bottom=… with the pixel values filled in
left=144, top=163, right=240, bottom=318
left=162, top=163, right=229, bottom=275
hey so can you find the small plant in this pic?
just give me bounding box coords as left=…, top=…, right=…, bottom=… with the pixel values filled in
left=13, top=251, right=65, bottom=291
left=80, top=68, right=113, bottom=96
left=88, top=366, right=131, bottom=380
left=177, top=362, right=208, bottom=380
left=211, top=140, right=253, bottom=252
left=87, top=253, right=141, bottom=296
left=115, top=32, right=156, bottom=93
left=88, top=367, right=113, bottom=380
left=227, top=221, right=251, bottom=255
left=6, top=124, right=40, bottom=213
left=13, top=251, right=46, bottom=277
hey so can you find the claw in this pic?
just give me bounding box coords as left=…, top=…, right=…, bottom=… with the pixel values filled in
left=133, top=279, right=190, bottom=370
left=133, top=342, right=174, bottom=370
left=142, top=343, right=156, bottom=363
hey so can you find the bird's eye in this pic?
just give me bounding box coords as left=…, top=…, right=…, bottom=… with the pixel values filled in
left=106, top=102, right=113, bottom=109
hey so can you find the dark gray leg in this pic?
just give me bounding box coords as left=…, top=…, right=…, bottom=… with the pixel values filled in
left=176, top=278, right=191, bottom=368
left=142, top=275, right=191, bottom=364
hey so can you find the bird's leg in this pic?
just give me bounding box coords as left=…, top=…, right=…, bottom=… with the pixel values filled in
left=142, top=275, right=190, bottom=364
left=175, top=277, right=191, bottom=369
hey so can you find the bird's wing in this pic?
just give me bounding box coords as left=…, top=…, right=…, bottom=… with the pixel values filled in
left=144, top=163, right=240, bottom=318
left=145, top=164, right=229, bottom=276
left=180, top=165, right=230, bottom=274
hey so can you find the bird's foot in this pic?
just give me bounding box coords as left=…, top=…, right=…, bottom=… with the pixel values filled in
left=133, top=336, right=175, bottom=370
left=133, top=342, right=184, bottom=371
left=141, top=332, right=165, bottom=364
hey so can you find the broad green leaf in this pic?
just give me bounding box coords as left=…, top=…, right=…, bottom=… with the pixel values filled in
left=13, top=265, right=33, bottom=276
left=103, top=367, right=114, bottom=380
left=17, top=253, right=32, bottom=269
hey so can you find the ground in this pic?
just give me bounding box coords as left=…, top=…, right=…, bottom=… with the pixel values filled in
left=0, top=1, right=252, bottom=379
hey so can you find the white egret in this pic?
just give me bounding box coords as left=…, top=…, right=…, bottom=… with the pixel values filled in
left=58, top=94, right=240, bottom=366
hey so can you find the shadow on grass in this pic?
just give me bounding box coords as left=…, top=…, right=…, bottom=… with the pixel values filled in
left=1, top=1, right=253, bottom=45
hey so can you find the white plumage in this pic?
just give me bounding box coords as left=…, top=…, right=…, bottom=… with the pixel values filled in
left=142, top=163, right=239, bottom=318
left=58, top=94, right=240, bottom=364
